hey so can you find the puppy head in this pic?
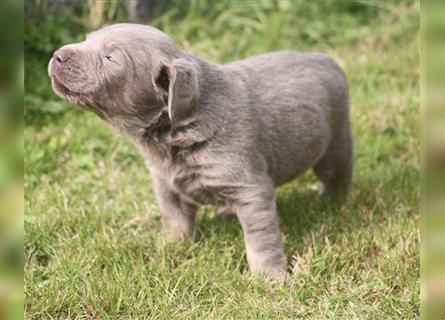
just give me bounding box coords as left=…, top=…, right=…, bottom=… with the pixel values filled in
left=48, top=23, right=200, bottom=131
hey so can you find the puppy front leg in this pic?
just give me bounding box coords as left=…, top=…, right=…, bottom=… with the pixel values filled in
left=152, top=174, right=197, bottom=240
left=235, top=186, right=287, bottom=280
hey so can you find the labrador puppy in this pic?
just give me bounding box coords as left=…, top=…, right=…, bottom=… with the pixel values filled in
left=48, top=23, right=353, bottom=280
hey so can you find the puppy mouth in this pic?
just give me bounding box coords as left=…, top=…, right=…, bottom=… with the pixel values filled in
left=48, top=58, right=81, bottom=98
left=51, top=75, right=80, bottom=97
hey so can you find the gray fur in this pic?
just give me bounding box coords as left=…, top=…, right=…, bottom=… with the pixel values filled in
left=48, top=23, right=353, bottom=280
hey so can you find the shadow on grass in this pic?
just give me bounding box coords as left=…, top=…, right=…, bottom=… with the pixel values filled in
left=192, top=183, right=351, bottom=266
left=135, top=164, right=413, bottom=274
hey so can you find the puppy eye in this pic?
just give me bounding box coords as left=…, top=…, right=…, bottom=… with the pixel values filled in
left=104, top=54, right=114, bottom=62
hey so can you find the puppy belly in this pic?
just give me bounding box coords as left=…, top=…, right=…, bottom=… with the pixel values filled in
left=269, top=133, right=329, bottom=186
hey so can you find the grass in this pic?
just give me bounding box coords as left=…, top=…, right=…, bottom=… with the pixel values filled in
left=25, top=1, right=419, bottom=318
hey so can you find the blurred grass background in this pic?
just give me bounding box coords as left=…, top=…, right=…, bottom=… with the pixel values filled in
left=422, top=1, right=445, bottom=319
left=1, top=0, right=23, bottom=319
left=23, top=1, right=422, bottom=319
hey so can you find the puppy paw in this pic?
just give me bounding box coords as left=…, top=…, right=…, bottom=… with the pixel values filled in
left=251, top=266, right=288, bottom=284
left=248, top=252, right=288, bottom=282
left=216, top=206, right=237, bottom=219
left=162, top=219, right=194, bottom=241
left=319, top=185, right=348, bottom=204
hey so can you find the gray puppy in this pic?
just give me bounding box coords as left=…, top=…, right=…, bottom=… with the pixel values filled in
left=48, top=23, right=353, bottom=280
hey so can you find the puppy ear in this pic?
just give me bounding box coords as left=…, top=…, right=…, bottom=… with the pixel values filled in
left=157, top=59, right=200, bottom=121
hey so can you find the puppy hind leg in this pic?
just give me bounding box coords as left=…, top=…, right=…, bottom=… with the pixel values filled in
left=313, top=126, right=353, bottom=198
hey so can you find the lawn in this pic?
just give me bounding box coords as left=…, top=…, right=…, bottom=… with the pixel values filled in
left=25, top=1, right=419, bottom=318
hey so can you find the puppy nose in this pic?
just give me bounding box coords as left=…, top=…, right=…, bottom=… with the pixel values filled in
left=53, top=49, right=70, bottom=64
